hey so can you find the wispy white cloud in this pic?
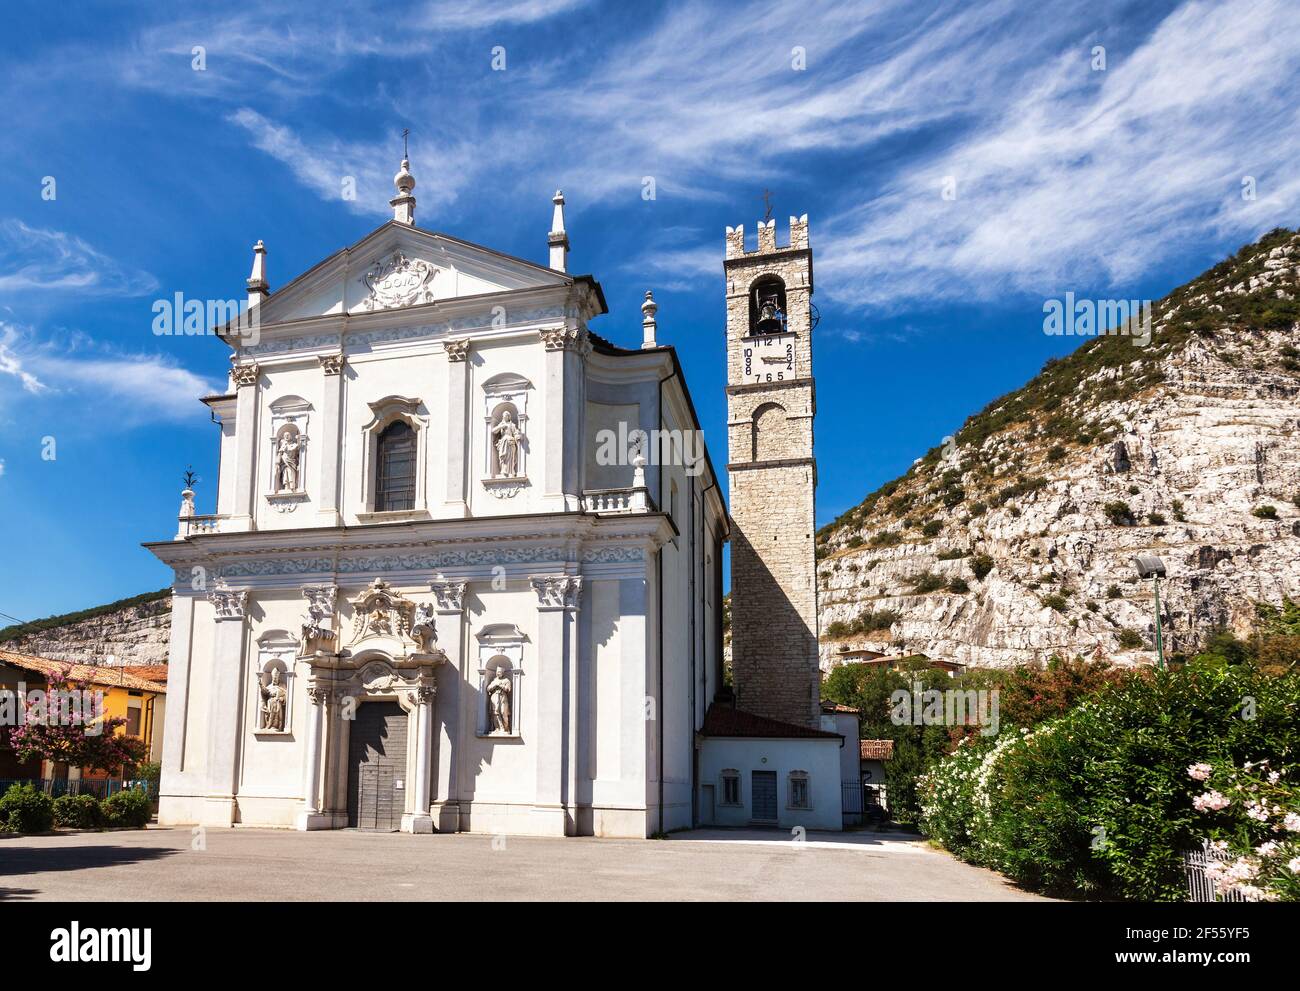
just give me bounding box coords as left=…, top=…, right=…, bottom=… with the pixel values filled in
left=818, top=0, right=1300, bottom=307
left=0, top=322, right=216, bottom=424
left=0, top=221, right=158, bottom=297
left=228, top=108, right=473, bottom=215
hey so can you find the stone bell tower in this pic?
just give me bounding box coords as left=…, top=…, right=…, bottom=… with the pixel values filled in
left=724, top=215, right=821, bottom=728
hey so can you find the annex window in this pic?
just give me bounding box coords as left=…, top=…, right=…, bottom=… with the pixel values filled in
left=788, top=770, right=810, bottom=810
left=375, top=420, right=417, bottom=511
left=721, top=769, right=741, bottom=806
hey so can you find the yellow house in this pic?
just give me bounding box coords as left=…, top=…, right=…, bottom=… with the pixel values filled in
left=0, top=650, right=167, bottom=783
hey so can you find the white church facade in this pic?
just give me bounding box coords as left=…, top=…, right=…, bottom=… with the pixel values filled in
left=147, top=157, right=849, bottom=837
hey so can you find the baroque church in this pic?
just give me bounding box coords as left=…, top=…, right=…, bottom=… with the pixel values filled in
left=147, top=156, right=851, bottom=837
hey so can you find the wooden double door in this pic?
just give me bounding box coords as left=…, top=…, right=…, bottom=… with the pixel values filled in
left=346, top=701, right=407, bottom=831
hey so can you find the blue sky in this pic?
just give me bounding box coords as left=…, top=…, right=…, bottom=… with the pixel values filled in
left=1, top=0, right=1298, bottom=624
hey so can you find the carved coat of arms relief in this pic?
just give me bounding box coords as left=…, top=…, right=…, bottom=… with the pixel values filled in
left=363, top=251, right=437, bottom=311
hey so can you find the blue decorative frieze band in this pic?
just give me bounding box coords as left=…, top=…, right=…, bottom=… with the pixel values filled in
left=239, top=333, right=342, bottom=358
left=221, top=557, right=337, bottom=578
left=581, top=547, right=645, bottom=563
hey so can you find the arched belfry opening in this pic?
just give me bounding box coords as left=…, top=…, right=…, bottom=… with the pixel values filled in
left=749, top=275, right=787, bottom=335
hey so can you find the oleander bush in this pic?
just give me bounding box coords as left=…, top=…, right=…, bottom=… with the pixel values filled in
left=53, top=792, right=104, bottom=829
left=920, top=666, right=1300, bottom=900
left=100, top=788, right=151, bottom=828
left=0, top=782, right=55, bottom=833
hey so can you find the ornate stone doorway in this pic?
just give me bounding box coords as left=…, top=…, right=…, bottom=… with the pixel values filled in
left=346, top=700, right=408, bottom=831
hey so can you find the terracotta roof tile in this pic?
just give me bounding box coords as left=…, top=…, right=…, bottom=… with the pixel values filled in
left=0, top=651, right=167, bottom=694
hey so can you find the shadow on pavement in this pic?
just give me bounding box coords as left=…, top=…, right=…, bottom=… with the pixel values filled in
left=0, top=843, right=180, bottom=882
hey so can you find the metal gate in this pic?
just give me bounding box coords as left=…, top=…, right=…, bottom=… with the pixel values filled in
left=751, top=770, right=777, bottom=822
left=346, top=701, right=407, bottom=831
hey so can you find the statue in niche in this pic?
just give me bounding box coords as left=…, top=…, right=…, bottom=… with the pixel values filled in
left=487, top=664, right=512, bottom=734
left=256, top=667, right=288, bottom=731
left=275, top=431, right=301, bottom=492
left=491, top=410, right=523, bottom=478
left=411, top=603, right=437, bottom=653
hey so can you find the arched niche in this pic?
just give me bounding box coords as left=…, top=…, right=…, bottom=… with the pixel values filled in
left=481, top=373, right=532, bottom=497
left=252, top=629, right=298, bottom=735
left=475, top=623, right=526, bottom=737
left=266, top=396, right=312, bottom=511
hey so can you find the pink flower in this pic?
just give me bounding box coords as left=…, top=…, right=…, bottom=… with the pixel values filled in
left=1287, top=857, right=1300, bottom=874
left=1193, top=790, right=1231, bottom=812
left=1246, top=802, right=1270, bottom=822
left=1283, top=813, right=1300, bottom=832
left=1187, top=763, right=1213, bottom=781
left=1256, top=841, right=1279, bottom=857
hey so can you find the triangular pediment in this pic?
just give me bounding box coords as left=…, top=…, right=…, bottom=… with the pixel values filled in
left=259, top=222, right=572, bottom=324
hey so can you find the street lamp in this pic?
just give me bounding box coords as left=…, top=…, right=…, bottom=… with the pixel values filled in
left=1132, top=554, right=1167, bottom=670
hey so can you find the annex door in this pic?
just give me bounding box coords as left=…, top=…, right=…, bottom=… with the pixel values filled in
left=346, top=701, right=407, bottom=831
left=751, top=770, right=778, bottom=823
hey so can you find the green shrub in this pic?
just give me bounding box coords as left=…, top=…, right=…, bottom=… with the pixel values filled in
left=1046, top=445, right=1066, bottom=462
left=100, top=788, right=151, bottom=829
left=908, top=572, right=945, bottom=594
left=1041, top=593, right=1069, bottom=612
left=1104, top=501, right=1136, bottom=525
left=921, top=667, right=1300, bottom=900
left=970, top=554, right=995, bottom=581
left=0, top=783, right=55, bottom=833
left=53, top=793, right=103, bottom=829
left=869, top=530, right=903, bottom=548
left=1147, top=512, right=1166, bottom=526
left=937, top=547, right=968, bottom=561
left=1117, top=628, right=1145, bottom=649
left=947, top=577, right=970, bottom=594
left=1253, top=505, right=1278, bottom=520
left=1106, top=584, right=1123, bottom=599
left=921, top=520, right=943, bottom=538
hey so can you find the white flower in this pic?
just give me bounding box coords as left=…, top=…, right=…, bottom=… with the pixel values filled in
left=1187, top=763, right=1213, bottom=781
left=1283, top=812, right=1300, bottom=832
left=1193, top=790, right=1231, bottom=812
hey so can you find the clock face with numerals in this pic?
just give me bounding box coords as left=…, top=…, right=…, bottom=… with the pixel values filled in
left=741, top=333, right=795, bottom=384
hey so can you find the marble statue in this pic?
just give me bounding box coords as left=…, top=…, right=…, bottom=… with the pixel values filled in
left=257, top=667, right=288, bottom=731
left=275, top=432, right=301, bottom=492
left=487, top=665, right=512, bottom=734
left=411, top=602, right=437, bottom=653
left=491, top=410, right=523, bottom=477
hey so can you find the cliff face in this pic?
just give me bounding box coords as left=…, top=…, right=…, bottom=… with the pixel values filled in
left=817, top=229, right=1300, bottom=670
left=0, top=594, right=172, bottom=667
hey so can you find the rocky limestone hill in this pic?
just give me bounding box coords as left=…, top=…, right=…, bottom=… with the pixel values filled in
left=816, top=228, right=1300, bottom=670
left=0, top=589, right=172, bottom=667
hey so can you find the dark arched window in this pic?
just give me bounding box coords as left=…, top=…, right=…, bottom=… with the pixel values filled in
left=375, top=420, right=416, bottom=511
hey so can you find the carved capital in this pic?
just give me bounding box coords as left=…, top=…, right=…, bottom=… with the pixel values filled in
left=210, top=578, right=249, bottom=620
left=429, top=577, right=468, bottom=613
left=444, top=338, right=471, bottom=362
left=530, top=574, right=583, bottom=611
left=232, top=363, right=261, bottom=387
left=318, top=353, right=345, bottom=375
left=538, top=326, right=587, bottom=353
left=307, top=686, right=332, bottom=706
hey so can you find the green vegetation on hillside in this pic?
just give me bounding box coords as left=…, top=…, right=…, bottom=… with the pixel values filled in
left=0, top=588, right=171, bottom=644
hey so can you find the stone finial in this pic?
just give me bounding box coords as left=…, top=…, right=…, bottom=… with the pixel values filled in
left=246, top=240, right=269, bottom=306
left=548, top=189, right=569, bottom=272
left=640, top=290, right=659, bottom=349
left=391, top=157, right=416, bottom=225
